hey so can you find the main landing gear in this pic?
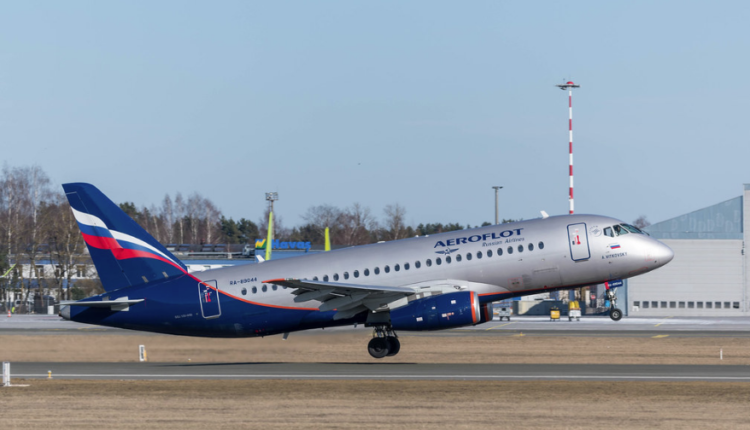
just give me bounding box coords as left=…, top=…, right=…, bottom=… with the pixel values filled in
left=606, top=288, right=623, bottom=321
left=367, top=325, right=400, bottom=359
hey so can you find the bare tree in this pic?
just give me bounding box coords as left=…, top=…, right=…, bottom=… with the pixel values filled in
left=339, top=203, right=376, bottom=246
left=633, top=215, right=651, bottom=230
left=160, top=194, right=174, bottom=244
left=382, top=203, right=407, bottom=241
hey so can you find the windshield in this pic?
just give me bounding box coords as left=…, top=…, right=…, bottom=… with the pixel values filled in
left=620, top=224, right=644, bottom=234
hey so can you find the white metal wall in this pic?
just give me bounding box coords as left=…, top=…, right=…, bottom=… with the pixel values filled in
left=628, top=239, right=746, bottom=316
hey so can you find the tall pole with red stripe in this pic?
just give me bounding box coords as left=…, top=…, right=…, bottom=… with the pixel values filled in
left=556, top=81, right=580, bottom=214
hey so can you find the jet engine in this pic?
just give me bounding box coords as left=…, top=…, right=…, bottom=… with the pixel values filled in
left=390, top=291, right=480, bottom=331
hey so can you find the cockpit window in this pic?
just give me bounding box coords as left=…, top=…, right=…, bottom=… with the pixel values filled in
left=613, top=225, right=628, bottom=236
left=620, top=224, right=644, bottom=234
left=603, top=227, right=614, bottom=237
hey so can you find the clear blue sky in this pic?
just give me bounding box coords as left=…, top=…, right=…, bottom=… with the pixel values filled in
left=2, top=1, right=749, bottom=228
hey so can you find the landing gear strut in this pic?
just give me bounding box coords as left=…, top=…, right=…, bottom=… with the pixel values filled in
left=606, top=289, right=623, bottom=321
left=368, top=325, right=400, bottom=359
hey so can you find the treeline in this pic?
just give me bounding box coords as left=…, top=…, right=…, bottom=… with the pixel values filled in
left=0, top=164, right=498, bottom=301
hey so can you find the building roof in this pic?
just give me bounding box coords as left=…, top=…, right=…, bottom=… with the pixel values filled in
left=645, top=196, right=743, bottom=240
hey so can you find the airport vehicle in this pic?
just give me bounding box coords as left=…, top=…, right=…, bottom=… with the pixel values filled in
left=60, top=183, right=674, bottom=358
left=568, top=301, right=581, bottom=321
left=496, top=306, right=512, bottom=321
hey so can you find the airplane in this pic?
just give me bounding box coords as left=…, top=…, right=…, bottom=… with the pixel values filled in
left=60, top=183, right=674, bottom=358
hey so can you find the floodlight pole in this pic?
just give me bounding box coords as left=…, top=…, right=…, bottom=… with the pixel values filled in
left=265, top=192, right=279, bottom=238
left=555, top=81, right=580, bottom=215
left=492, top=186, right=503, bottom=225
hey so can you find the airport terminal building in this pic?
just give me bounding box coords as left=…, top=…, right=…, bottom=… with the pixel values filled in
left=627, top=184, right=750, bottom=316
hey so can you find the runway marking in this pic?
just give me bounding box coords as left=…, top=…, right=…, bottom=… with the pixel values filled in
left=655, top=316, right=674, bottom=327
left=13, top=374, right=750, bottom=381
left=652, top=335, right=669, bottom=339
left=485, top=322, right=516, bottom=331
left=513, top=333, right=525, bottom=337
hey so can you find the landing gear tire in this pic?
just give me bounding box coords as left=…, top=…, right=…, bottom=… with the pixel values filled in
left=368, top=337, right=390, bottom=359
left=386, top=337, right=401, bottom=357
left=609, top=308, right=623, bottom=321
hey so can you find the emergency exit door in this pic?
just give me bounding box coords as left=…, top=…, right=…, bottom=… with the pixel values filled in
left=567, top=223, right=590, bottom=261
left=198, top=280, right=221, bottom=319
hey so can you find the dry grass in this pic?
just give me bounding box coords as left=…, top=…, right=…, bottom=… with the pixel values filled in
left=2, top=379, right=750, bottom=429
left=1, top=332, right=748, bottom=365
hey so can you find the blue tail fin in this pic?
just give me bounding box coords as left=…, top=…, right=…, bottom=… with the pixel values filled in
left=63, top=183, right=188, bottom=292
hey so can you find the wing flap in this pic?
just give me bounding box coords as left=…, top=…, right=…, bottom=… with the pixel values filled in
left=265, top=278, right=415, bottom=318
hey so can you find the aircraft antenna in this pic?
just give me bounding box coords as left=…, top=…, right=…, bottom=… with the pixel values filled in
left=555, top=81, right=580, bottom=214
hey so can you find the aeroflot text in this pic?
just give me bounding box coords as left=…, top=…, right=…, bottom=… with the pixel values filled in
left=434, top=229, right=524, bottom=248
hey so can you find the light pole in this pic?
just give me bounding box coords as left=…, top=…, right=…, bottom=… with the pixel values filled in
left=555, top=81, right=580, bottom=214
left=492, top=186, right=503, bottom=225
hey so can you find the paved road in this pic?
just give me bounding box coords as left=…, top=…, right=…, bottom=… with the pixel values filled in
left=7, top=362, right=750, bottom=382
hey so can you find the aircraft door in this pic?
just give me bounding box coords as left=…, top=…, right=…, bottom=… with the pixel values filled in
left=198, top=280, right=221, bottom=319
left=567, top=223, right=591, bottom=261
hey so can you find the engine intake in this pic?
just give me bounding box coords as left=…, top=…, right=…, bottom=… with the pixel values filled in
left=390, top=291, right=480, bottom=331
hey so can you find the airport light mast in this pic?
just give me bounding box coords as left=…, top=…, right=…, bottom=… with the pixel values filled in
left=265, top=192, right=279, bottom=261
left=492, top=186, right=503, bottom=225
left=555, top=81, right=580, bottom=214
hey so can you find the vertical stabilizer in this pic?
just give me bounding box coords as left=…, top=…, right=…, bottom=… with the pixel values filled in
left=63, top=183, right=188, bottom=292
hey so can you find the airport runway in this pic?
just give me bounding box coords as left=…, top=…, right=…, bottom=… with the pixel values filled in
left=5, top=314, right=750, bottom=337
left=8, top=362, right=750, bottom=382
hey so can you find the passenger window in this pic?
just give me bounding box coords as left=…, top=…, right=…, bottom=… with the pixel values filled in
left=364, top=269, right=370, bottom=276
left=353, top=270, right=359, bottom=278
left=436, top=257, right=442, bottom=265
left=242, top=288, right=247, bottom=296
left=272, top=284, right=277, bottom=291
left=374, top=267, right=380, bottom=275
left=404, top=263, right=410, bottom=270
left=487, top=249, right=493, bottom=257
left=323, top=275, right=329, bottom=282
left=395, top=264, right=400, bottom=272
left=538, top=242, right=544, bottom=250
left=334, top=273, right=339, bottom=281
left=446, top=256, right=452, bottom=263
left=344, top=272, right=349, bottom=280
left=313, top=276, right=319, bottom=281
left=476, top=251, right=482, bottom=259
left=415, top=261, right=421, bottom=269
left=456, top=254, right=462, bottom=262
left=497, top=248, right=503, bottom=256
left=426, top=259, right=432, bottom=267
left=466, top=253, right=472, bottom=261
left=604, top=227, right=614, bottom=237
left=518, top=245, right=523, bottom=253
left=385, top=266, right=390, bottom=273
left=507, top=246, right=513, bottom=255
left=262, top=285, right=268, bottom=292
left=252, top=286, right=257, bottom=294
left=528, top=243, right=534, bottom=251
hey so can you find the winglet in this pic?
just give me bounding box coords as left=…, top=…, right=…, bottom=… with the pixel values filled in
left=541, top=211, right=549, bottom=219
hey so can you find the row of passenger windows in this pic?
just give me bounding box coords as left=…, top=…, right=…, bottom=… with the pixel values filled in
left=311, top=241, right=545, bottom=283
left=634, top=301, right=740, bottom=309
left=239, top=241, right=546, bottom=296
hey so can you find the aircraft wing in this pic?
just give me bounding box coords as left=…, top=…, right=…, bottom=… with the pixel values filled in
left=264, top=278, right=415, bottom=320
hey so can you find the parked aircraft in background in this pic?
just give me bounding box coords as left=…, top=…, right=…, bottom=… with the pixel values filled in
left=61, top=183, right=674, bottom=358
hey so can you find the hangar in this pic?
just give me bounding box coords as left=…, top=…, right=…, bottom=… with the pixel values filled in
left=627, top=185, right=750, bottom=316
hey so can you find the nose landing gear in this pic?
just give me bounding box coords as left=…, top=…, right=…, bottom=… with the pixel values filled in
left=606, top=289, right=623, bottom=321
left=367, top=325, right=400, bottom=358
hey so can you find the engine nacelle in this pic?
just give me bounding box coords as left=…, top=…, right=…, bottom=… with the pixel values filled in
left=390, top=291, right=480, bottom=331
